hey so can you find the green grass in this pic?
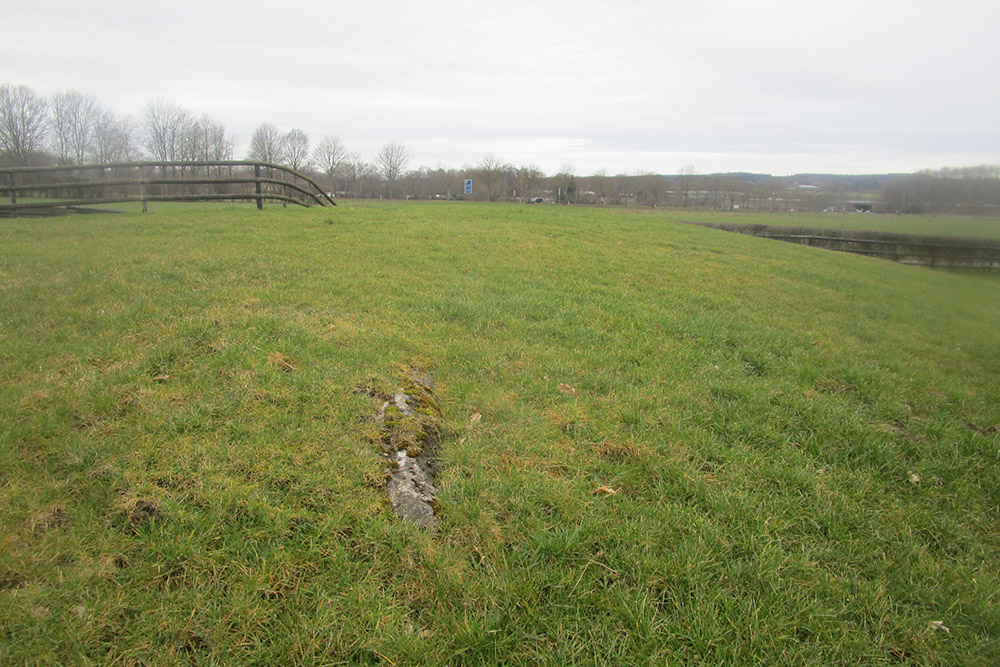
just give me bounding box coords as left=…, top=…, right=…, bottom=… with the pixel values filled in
left=2, top=201, right=999, bottom=665
left=664, top=208, right=1000, bottom=241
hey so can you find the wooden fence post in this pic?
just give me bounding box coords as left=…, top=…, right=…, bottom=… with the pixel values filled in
left=138, top=166, right=147, bottom=212
left=254, top=165, right=263, bottom=210
left=9, top=173, right=15, bottom=205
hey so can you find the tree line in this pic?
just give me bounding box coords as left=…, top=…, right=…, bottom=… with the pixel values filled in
left=3, top=82, right=998, bottom=212
left=880, top=166, right=1000, bottom=215
left=0, top=84, right=230, bottom=167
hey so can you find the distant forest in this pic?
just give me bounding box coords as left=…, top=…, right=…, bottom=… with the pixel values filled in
left=2, top=83, right=998, bottom=213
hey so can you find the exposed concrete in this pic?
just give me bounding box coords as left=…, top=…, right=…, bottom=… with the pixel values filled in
left=377, top=370, right=442, bottom=531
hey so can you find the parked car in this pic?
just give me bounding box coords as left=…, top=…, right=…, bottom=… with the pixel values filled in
left=527, top=197, right=544, bottom=204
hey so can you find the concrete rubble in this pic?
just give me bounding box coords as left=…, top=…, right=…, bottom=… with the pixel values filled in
left=376, top=370, right=442, bottom=531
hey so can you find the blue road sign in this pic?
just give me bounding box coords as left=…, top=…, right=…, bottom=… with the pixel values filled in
left=464, top=179, right=472, bottom=195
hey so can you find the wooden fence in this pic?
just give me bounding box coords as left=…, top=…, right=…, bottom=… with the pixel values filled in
left=0, top=160, right=335, bottom=216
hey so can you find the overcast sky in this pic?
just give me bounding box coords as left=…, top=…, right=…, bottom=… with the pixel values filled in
left=4, top=0, right=999, bottom=175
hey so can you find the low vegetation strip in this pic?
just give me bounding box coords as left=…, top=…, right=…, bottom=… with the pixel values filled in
left=1, top=202, right=998, bottom=665
left=690, top=221, right=1000, bottom=269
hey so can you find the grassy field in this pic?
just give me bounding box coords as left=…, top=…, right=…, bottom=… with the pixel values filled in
left=2, top=201, right=998, bottom=665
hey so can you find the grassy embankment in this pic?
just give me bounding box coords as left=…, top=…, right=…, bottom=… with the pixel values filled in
left=1, top=202, right=998, bottom=665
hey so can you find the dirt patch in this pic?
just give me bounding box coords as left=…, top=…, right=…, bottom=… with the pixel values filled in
left=130, top=500, right=161, bottom=526
left=113, top=495, right=162, bottom=531
left=0, top=569, right=26, bottom=591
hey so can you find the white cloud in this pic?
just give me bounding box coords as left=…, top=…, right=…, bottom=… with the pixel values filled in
left=3, top=0, right=999, bottom=174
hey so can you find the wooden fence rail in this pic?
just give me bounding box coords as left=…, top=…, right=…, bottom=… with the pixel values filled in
left=0, top=160, right=335, bottom=216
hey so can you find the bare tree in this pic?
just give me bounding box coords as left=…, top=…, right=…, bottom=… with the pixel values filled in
left=50, top=93, right=72, bottom=164
left=180, top=114, right=233, bottom=184
left=50, top=90, right=101, bottom=165
left=477, top=154, right=508, bottom=201
left=518, top=164, right=544, bottom=201
left=186, top=114, right=234, bottom=162
left=629, top=171, right=647, bottom=207
left=342, top=152, right=377, bottom=198
left=677, top=164, right=697, bottom=207
left=641, top=172, right=666, bottom=207
left=91, top=110, right=138, bottom=163
left=312, top=135, right=347, bottom=179
left=142, top=99, right=191, bottom=162
left=553, top=164, right=576, bottom=204
left=588, top=169, right=609, bottom=204
left=281, top=128, right=310, bottom=170
left=247, top=122, right=282, bottom=164
left=0, top=83, right=49, bottom=166
left=375, top=141, right=410, bottom=198
left=210, top=118, right=235, bottom=161
left=426, top=166, right=461, bottom=199
left=881, top=165, right=1000, bottom=214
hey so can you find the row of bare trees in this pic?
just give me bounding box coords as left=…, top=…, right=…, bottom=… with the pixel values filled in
left=0, top=84, right=238, bottom=168
left=6, top=82, right=1000, bottom=211
left=0, top=82, right=416, bottom=198
left=1, top=84, right=55, bottom=165
left=299, top=151, right=805, bottom=209
left=377, top=165, right=794, bottom=209
left=880, top=166, right=1000, bottom=214
left=242, top=122, right=412, bottom=199
left=0, top=81, right=775, bottom=205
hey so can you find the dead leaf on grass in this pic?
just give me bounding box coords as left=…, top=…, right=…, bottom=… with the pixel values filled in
left=469, top=412, right=482, bottom=424
left=928, top=620, right=951, bottom=634
left=908, top=471, right=921, bottom=486
left=596, top=440, right=644, bottom=460
left=472, top=545, right=487, bottom=567
left=268, top=352, right=297, bottom=372
left=557, top=383, right=577, bottom=396
left=595, top=485, right=618, bottom=496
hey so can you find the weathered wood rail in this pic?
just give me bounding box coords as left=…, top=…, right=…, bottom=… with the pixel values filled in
left=690, top=222, right=1000, bottom=271
left=0, top=160, right=335, bottom=216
